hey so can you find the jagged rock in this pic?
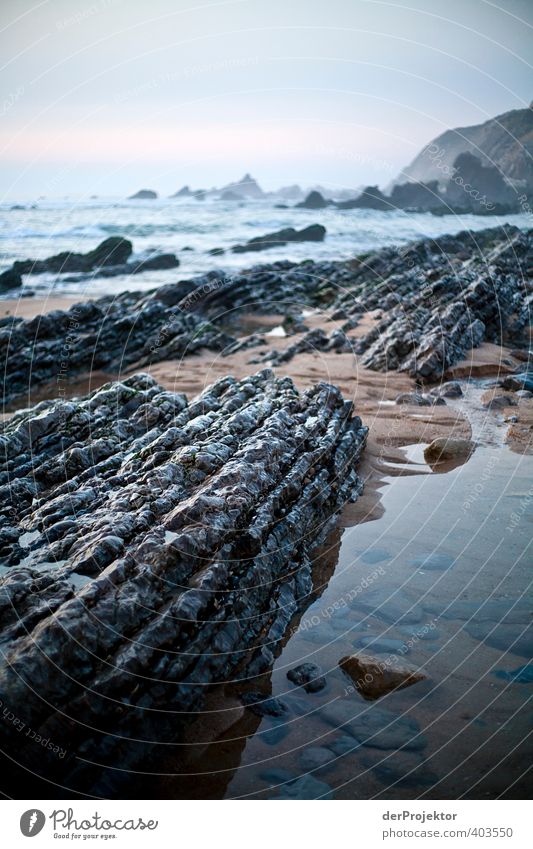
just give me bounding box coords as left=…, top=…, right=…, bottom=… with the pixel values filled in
left=0, top=370, right=367, bottom=788
left=336, top=186, right=389, bottom=210
left=430, top=381, right=463, bottom=398
left=0, top=296, right=234, bottom=404
left=129, top=189, right=157, bottom=199
left=296, top=190, right=329, bottom=209
left=424, top=437, right=475, bottom=463
left=340, top=653, right=426, bottom=700
left=9, top=237, right=133, bottom=276
left=232, top=224, right=326, bottom=253
left=287, top=662, right=326, bottom=693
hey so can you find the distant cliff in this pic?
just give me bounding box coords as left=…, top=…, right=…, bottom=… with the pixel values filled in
left=399, top=105, right=533, bottom=189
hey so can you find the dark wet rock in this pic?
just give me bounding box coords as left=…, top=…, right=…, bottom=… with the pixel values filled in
left=430, top=380, right=463, bottom=398
left=409, top=552, right=455, bottom=571
left=273, top=774, right=334, bottom=799
left=134, top=252, right=179, bottom=271
left=336, top=186, right=389, bottom=210
left=494, top=665, right=533, bottom=684
left=251, top=327, right=358, bottom=366
left=357, top=636, right=409, bottom=654
left=129, top=189, right=157, bottom=199
left=483, top=393, right=517, bottom=409
left=335, top=225, right=532, bottom=381
left=0, top=370, right=367, bottom=786
left=320, top=701, right=426, bottom=751
left=208, top=247, right=225, bottom=256
left=0, top=267, right=23, bottom=292
left=241, top=693, right=289, bottom=717
left=287, top=662, right=326, bottom=693
left=1, top=293, right=234, bottom=404
left=444, top=153, right=516, bottom=212
left=299, top=746, right=336, bottom=771
left=395, top=392, right=431, bottom=406
left=499, top=373, right=533, bottom=393
left=232, top=224, right=326, bottom=253
left=10, top=236, right=133, bottom=276
left=296, top=190, right=329, bottom=209
left=424, top=438, right=474, bottom=463
left=340, top=653, right=426, bottom=700
left=221, top=333, right=267, bottom=357
left=389, top=180, right=444, bottom=212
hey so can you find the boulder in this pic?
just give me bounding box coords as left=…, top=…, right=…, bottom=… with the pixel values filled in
left=339, top=653, right=426, bottom=700
left=424, top=437, right=475, bottom=463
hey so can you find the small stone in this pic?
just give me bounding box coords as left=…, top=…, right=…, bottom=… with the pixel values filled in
left=430, top=381, right=463, bottom=398
left=339, top=653, right=427, bottom=700
left=424, top=437, right=474, bottom=463
left=287, top=662, right=326, bottom=693
left=395, top=392, right=431, bottom=406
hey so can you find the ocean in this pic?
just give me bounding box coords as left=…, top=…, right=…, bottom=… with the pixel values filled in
left=1, top=197, right=531, bottom=297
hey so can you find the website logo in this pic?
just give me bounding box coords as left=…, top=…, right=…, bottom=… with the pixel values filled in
left=20, top=809, right=46, bottom=837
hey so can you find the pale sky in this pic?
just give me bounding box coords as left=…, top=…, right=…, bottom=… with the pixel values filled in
left=1, top=0, right=532, bottom=198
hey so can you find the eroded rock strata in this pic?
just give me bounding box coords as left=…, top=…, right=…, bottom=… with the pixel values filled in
left=0, top=370, right=367, bottom=788
left=1, top=225, right=531, bottom=406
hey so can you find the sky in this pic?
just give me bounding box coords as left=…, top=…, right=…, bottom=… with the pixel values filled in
left=0, top=0, right=532, bottom=199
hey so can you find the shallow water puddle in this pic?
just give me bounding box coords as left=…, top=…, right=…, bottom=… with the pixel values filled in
left=221, top=437, right=532, bottom=799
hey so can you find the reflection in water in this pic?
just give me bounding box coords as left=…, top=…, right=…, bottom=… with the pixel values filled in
left=223, top=439, right=532, bottom=800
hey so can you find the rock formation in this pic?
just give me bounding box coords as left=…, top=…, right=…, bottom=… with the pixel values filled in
left=128, top=189, right=158, bottom=199
left=0, top=370, right=367, bottom=788
left=0, top=238, right=180, bottom=290
left=232, top=224, right=326, bottom=253
left=296, top=190, right=329, bottom=209
left=398, top=105, right=533, bottom=189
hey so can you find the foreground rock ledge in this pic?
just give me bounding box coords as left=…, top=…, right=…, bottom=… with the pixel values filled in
left=0, top=370, right=367, bottom=784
